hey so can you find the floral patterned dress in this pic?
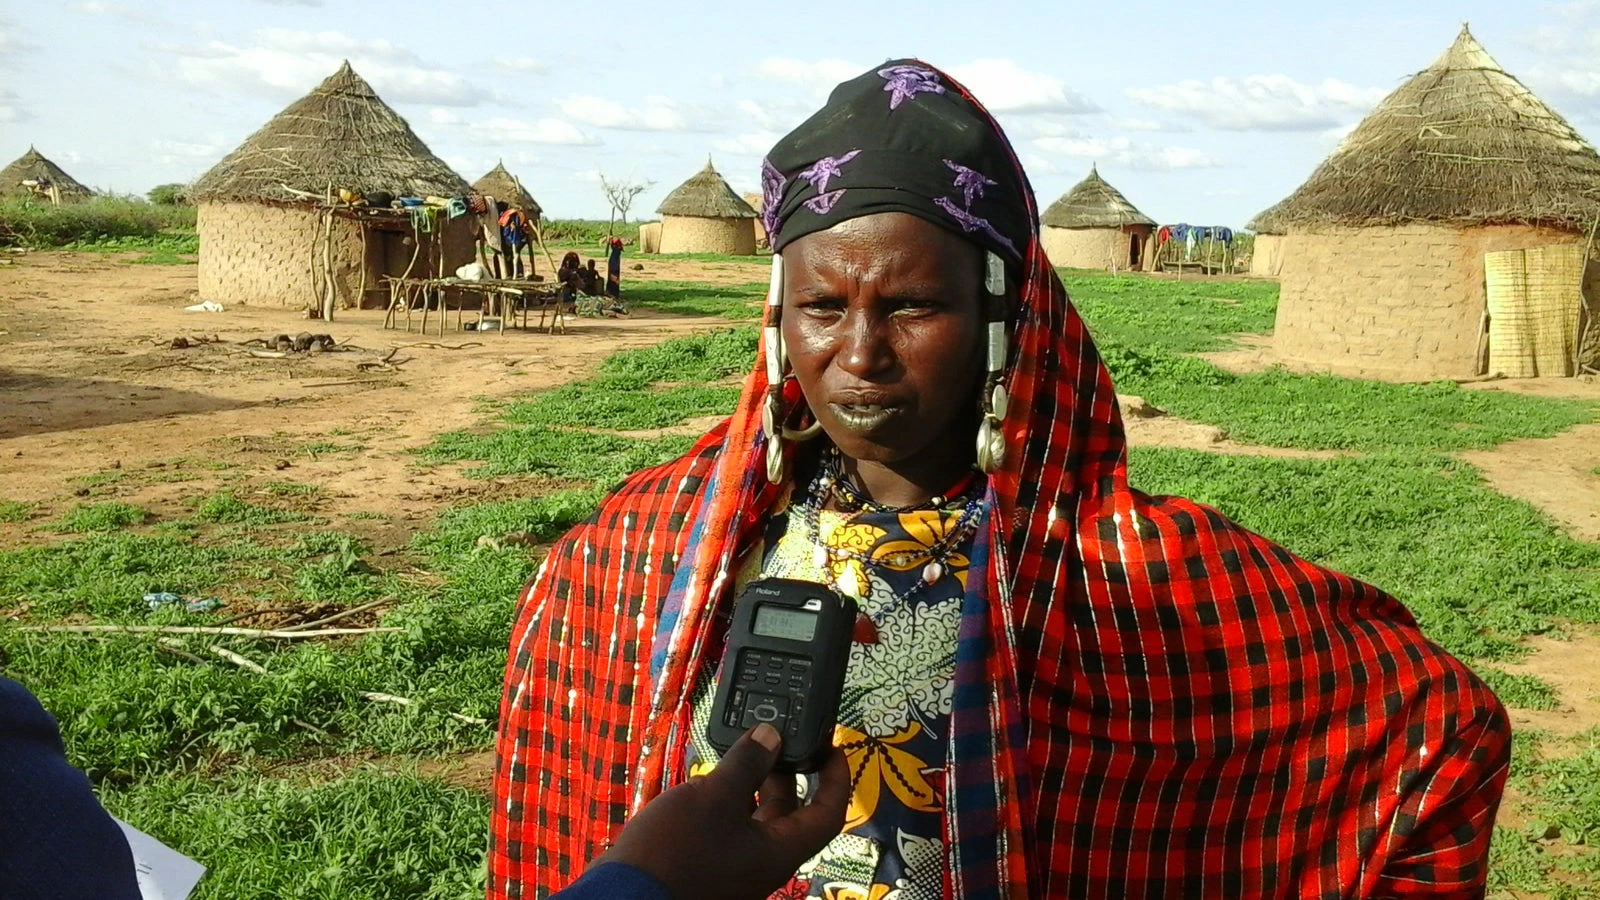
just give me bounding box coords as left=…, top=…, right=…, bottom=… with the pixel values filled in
left=686, top=489, right=977, bottom=899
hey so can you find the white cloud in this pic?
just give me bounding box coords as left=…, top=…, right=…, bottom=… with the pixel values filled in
left=715, top=130, right=783, bottom=157
left=432, top=109, right=597, bottom=146
left=1114, top=116, right=1181, bottom=133
left=151, top=137, right=226, bottom=165
left=0, top=88, right=31, bottom=123
left=68, top=1, right=166, bottom=24
left=1127, top=75, right=1384, bottom=131
left=1033, top=135, right=1222, bottom=170
left=171, top=29, right=484, bottom=107
left=558, top=94, right=703, bottom=132
left=495, top=56, right=546, bottom=74
left=948, top=59, right=1098, bottom=115
left=755, top=57, right=863, bottom=90
left=254, top=0, right=322, bottom=5
left=0, top=15, right=36, bottom=66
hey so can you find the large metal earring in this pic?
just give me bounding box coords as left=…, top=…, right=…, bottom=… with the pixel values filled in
left=976, top=251, right=1009, bottom=474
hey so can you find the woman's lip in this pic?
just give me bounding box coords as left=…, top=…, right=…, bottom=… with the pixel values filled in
left=827, top=401, right=908, bottom=433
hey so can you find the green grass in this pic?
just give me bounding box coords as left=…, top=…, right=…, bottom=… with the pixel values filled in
left=1064, top=271, right=1279, bottom=353
left=1099, top=340, right=1595, bottom=452
left=261, top=481, right=321, bottom=497
left=0, top=500, right=35, bottom=522
left=423, top=426, right=694, bottom=483
left=625, top=280, right=765, bottom=319
left=504, top=381, right=740, bottom=431
left=540, top=218, right=642, bottom=245
left=0, top=195, right=195, bottom=246
left=105, top=770, right=487, bottom=900
left=54, top=501, right=149, bottom=533
left=193, top=491, right=306, bottom=527
left=1476, top=667, right=1562, bottom=711
left=301, top=441, right=367, bottom=455
left=1128, top=449, right=1600, bottom=661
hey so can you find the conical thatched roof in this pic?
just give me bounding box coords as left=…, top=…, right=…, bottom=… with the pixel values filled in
left=1268, top=25, right=1600, bottom=230
left=473, top=162, right=541, bottom=216
left=1041, top=166, right=1154, bottom=228
left=1, top=147, right=92, bottom=198
left=190, top=61, right=469, bottom=204
left=1246, top=200, right=1288, bottom=235
left=656, top=159, right=756, bottom=218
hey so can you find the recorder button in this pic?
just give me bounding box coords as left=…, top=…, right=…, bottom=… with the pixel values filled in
left=741, top=695, right=788, bottom=729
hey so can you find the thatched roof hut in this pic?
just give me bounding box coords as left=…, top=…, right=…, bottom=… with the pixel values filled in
left=192, top=61, right=476, bottom=309
left=1245, top=201, right=1289, bottom=277
left=654, top=159, right=758, bottom=255
left=191, top=61, right=469, bottom=204
left=473, top=162, right=542, bottom=220
left=743, top=192, right=768, bottom=248
left=1269, top=25, right=1600, bottom=379
left=1, top=147, right=92, bottom=201
left=1040, top=166, right=1155, bottom=271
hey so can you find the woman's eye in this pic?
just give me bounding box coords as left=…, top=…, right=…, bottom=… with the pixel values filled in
left=800, top=298, right=846, bottom=314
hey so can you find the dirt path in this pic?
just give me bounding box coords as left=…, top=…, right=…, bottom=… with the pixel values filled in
left=1498, top=629, right=1600, bottom=738
left=0, top=252, right=736, bottom=547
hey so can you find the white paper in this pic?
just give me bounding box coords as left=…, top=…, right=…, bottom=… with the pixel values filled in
left=113, top=818, right=206, bottom=900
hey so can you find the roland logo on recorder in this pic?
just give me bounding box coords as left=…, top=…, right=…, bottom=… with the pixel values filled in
left=705, top=578, right=855, bottom=772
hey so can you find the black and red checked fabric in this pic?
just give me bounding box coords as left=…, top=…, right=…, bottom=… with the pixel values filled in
left=487, top=61, right=1509, bottom=900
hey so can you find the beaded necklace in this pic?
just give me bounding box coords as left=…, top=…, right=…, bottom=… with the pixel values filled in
left=798, top=447, right=985, bottom=643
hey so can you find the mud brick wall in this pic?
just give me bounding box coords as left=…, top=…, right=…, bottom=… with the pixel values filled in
left=199, top=203, right=479, bottom=308
left=659, top=215, right=757, bottom=255
left=1250, top=234, right=1284, bottom=277
left=1043, top=225, right=1151, bottom=272
left=1275, top=224, right=1582, bottom=380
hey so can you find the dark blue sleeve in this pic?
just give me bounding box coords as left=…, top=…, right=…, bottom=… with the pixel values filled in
left=550, top=861, right=672, bottom=900
left=0, top=676, right=142, bottom=900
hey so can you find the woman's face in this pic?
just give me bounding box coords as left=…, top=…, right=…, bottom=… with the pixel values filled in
left=781, top=212, right=985, bottom=467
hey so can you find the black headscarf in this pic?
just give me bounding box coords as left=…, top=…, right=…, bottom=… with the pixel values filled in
left=761, top=59, right=1036, bottom=266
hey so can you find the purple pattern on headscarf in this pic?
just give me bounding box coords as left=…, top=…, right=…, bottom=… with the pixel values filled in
left=878, top=64, right=945, bottom=110
left=798, top=150, right=861, bottom=194
left=944, top=159, right=997, bottom=208
left=804, top=189, right=846, bottom=215
left=934, top=197, right=1017, bottom=255
left=760, top=158, right=786, bottom=238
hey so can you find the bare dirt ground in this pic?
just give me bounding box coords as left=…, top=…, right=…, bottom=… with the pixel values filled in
left=0, top=251, right=725, bottom=553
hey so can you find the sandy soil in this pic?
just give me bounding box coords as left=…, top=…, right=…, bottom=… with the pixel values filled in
left=1498, top=629, right=1600, bottom=739
left=0, top=251, right=721, bottom=551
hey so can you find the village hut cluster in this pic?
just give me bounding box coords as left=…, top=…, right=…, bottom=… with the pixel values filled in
left=8, top=24, right=1598, bottom=379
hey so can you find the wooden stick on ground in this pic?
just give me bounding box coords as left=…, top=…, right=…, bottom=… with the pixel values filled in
left=15, top=624, right=401, bottom=639
left=210, top=644, right=269, bottom=675
left=280, top=596, right=394, bottom=632
left=359, top=691, right=490, bottom=726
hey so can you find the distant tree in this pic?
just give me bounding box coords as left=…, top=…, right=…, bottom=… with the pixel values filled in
left=598, top=173, right=652, bottom=232
left=147, top=183, right=189, bottom=206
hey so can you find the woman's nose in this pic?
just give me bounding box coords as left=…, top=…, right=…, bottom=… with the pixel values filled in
left=834, top=310, right=894, bottom=379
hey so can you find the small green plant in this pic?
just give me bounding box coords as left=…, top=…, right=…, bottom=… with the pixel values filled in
left=300, top=440, right=366, bottom=455
left=0, top=500, right=34, bottom=523
left=192, top=492, right=305, bottom=527
left=261, top=481, right=321, bottom=497
left=55, top=502, right=149, bottom=533
left=625, top=281, right=766, bottom=319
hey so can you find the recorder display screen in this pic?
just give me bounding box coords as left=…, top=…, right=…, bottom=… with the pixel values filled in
left=752, top=604, right=818, bottom=642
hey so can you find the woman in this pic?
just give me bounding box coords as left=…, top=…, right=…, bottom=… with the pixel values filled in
left=489, top=61, right=1508, bottom=899
left=605, top=236, right=626, bottom=298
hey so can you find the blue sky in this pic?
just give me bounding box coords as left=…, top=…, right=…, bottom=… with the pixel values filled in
left=5, top=1, right=1600, bottom=226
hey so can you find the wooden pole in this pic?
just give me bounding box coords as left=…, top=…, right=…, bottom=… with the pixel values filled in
left=356, top=219, right=369, bottom=310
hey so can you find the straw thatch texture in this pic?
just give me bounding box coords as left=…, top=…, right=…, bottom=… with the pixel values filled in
left=473, top=162, right=542, bottom=218
left=190, top=62, right=469, bottom=203
left=1, top=147, right=91, bottom=198
left=1246, top=201, right=1288, bottom=235
left=1041, top=167, right=1154, bottom=228
left=1267, top=26, right=1600, bottom=229
left=656, top=160, right=757, bottom=218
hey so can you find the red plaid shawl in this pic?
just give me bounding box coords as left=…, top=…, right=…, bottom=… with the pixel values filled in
left=488, top=83, right=1508, bottom=900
